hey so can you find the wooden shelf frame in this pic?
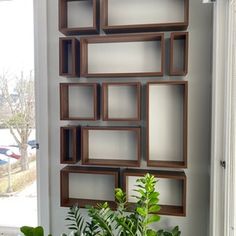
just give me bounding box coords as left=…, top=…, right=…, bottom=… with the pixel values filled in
left=80, top=33, right=165, bottom=78
left=170, top=32, right=189, bottom=76
left=101, top=0, right=189, bottom=34
left=60, top=166, right=120, bottom=208
left=123, top=169, right=187, bottom=216
left=102, top=82, right=141, bottom=121
left=146, top=81, right=188, bottom=168
left=59, top=37, right=79, bottom=77
left=82, top=126, right=141, bottom=167
left=59, top=0, right=100, bottom=35
left=60, top=83, right=100, bottom=121
left=60, top=126, right=81, bottom=164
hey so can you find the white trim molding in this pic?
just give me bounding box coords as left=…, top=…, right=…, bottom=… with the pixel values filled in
left=33, top=0, right=50, bottom=234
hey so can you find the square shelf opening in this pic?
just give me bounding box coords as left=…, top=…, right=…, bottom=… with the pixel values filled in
left=102, top=82, right=141, bottom=121
left=60, top=166, right=119, bottom=208
left=101, top=0, right=189, bottom=33
left=82, top=127, right=141, bottom=167
left=80, top=34, right=165, bottom=77
left=147, top=81, right=188, bottom=168
left=59, top=0, right=99, bottom=35
left=170, top=32, right=189, bottom=76
left=123, top=169, right=186, bottom=216
left=60, top=83, right=99, bottom=120
left=60, top=126, right=80, bottom=164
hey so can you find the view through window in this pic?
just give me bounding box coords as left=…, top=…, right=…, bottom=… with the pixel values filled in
left=0, top=0, right=37, bottom=232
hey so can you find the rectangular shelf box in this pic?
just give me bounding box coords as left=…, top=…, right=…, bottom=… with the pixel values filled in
left=60, top=83, right=100, bottom=120
left=147, top=81, right=188, bottom=168
left=80, top=33, right=165, bottom=78
left=82, top=126, right=141, bottom=167
left=101, top=0, right=189, bottom=33
left=60, top=126, right=80, bottom=164
left=59, top=0, right=99, bottom=35
left=60, top=166, right=119, bottom=208
left=170, top=32, right=189, bottom=76
left=123, top=169, right=186, bottom=216
left=59, top=37, right=79, bottom=77
left=102, top=82, right=141, bottom=121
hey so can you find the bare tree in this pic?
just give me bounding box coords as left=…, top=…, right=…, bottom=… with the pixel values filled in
left=0, top=71, right=35, bottom=171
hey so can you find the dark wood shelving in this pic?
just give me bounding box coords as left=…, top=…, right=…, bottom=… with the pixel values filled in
left=59, top=37, right=79, bottom=77
left=102, top=82, right=141, bottom=121
left=60, top=166, right=119, bottom=208
left=170, top=32, right=189, bottom=76
left=80, top=33, right=165, bottom=78
left=146, top=81, right=188, bottom=168
left=101, top=0, right=189, bottom=34
left=123, top=169, right=186, bottom=216
left=60, top=83, right=100, bottom=120
left=82, top=126, right=141, bottom=167
left=60, top=126, right=80, bottom=164
left=59, top=0, right=100, bottom=35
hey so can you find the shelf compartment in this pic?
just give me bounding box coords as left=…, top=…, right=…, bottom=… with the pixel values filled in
left=147, top=81, right=188, bottom=168
left=60, top=83, right=99, bottom=120
left=59, top=37, right=79, bottom=77
left=60, top=166, right=119, bottom=208
left=170, top=32, right=189, bottom=76
left=59, top=0, right=99, bottom=35
left=101, top=0, right=189, bottom=33
left=102, top=82, right=141, bottom=121
left=60, top=126, right=81, bottom=164
left=82, top=126, right=141, bottom=167
left=123, top=169, right=186, bottom=216
left=80, top=33, right=165, bottom=78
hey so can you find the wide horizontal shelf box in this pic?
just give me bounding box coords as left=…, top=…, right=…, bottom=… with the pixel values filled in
left=123, top=169, right=186, bottom=216
left=102, top=82, right=141, bottom=121
left=101, top=0, right=189, bottom=33
left=80, top=33, right=165, bottom=77
left=147, top=81, right=188, bottom=168
left=59, top=37, right=79, bottom=77
left=60, top=83, right=100, bottom=120
left=170, top=32, right=189, bottom=76
left=60, top=166, right=119, bottom=208
left=82, top=126, right=141, bottom=167
left=60, top=126, right=80, bottom=164
left=59, top=0, right=99, bottom=35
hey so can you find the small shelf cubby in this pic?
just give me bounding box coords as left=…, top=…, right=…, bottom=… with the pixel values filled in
left=81, top=126, right=141, bottom=167
left=101, top=0, right=189, bottom=33
left=170, top=32, right=189, bottom=76
left=59, top=0, right=100, bottom=35
left=147, top=81, right=188, bottom=168
left=102, top=82, right=141, bottom=121
left=80, top=33, right=165, bottom=78
left=60, top=83, right=100, bottom=120
left=123, top=169, right=186, bottom=216
left=59, top=37, right=79, bottom=77
left=60, top=166, right=119, bottom=208
left=60, top=126, right=80, bottom=164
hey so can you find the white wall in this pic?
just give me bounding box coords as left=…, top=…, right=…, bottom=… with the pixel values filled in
left=46, top=1, right=213, bottom=235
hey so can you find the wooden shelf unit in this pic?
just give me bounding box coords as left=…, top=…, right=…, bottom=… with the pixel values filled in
left=60, top=126, right=80, bottom=164
left=59, top=0, right=100, bottom=35
left=146, top=81, right=188, bottom=168
left=170, top=32, right=189, bottom=76
left=82, top=126, right=141, bottom=167
left=102, top=82, right=141, bottom=121
left=80, top=33, right=165, bottom=78
left=101, top=0, right=189, bottom=34
left=60, top=83, right=100, bottom=121
left=59, top=37, right=79, bottom=77
left=60, top=166, right=120, bottom=208
left=123, top=169, right=187, bottom=216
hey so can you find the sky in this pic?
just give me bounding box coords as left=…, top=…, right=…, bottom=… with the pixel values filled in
left=0, top=0, right=34, bottom=75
